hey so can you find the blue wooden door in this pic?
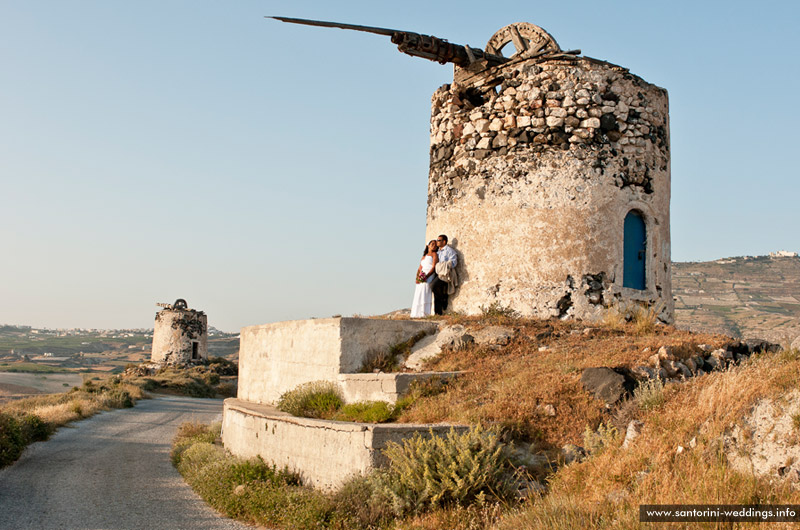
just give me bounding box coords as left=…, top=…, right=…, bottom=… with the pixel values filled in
left=623, top=211, right=646, bottom=290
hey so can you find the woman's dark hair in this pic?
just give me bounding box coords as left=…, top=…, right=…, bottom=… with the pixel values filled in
left=423, top=240, right=436, bottom=257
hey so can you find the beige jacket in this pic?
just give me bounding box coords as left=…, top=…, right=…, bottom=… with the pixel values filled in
left=435, top=261, right=460, bottom=295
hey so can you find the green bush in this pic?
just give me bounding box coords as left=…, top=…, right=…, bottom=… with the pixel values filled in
left=334, top=401, right=395, bottom=423
left=0, top=412, right=51, bottom=468
left=328, top=474, right=393, bottom=529
left=171, top=422, right=221, bottom=465
left=18, top=414, right=51, bottom=442
left=0, top=413, right=25, bottom=467
left=140, top=378, right=159, bottom=391
left=180, top=378, right=217, bottom=398
left=101, top=389, right=134, bottom=409
left=173, top=428, right=329, bottom=530
left=277, top=381, right=343, bottom=419
left=374, top=426, right=520, bottom=515
left=216, top=382, right=237, bottom=397
left=206, top=356, right=238, bottom=376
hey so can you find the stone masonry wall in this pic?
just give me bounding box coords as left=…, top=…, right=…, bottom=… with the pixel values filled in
left=426, top=56, right=673, bottom=322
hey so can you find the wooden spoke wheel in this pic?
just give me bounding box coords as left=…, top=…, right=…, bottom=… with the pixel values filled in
left=485, top=22, right=561, bottom=59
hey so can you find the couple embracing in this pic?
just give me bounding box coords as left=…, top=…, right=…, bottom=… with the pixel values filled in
left=410, top=234, right=458, bottom=318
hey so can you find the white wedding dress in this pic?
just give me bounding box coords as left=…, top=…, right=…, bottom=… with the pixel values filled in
left=410, top=255, right=435, bottom=318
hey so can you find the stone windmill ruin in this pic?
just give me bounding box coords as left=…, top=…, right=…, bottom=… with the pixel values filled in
left=151, top=299, right=208, bottom=365
left=272, top=17, right=673, bottom=323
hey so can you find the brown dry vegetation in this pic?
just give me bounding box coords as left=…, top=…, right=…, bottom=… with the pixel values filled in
left=1, top=382, right=144, bottom=426
left=396, top=315, right=728, bottom=448
left=496, top=348, right=800, bottom=529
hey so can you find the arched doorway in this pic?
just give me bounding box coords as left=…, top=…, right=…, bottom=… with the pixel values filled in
left=623, top=210, right=646, bottom=290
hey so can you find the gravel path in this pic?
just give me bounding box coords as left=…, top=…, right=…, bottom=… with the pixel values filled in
left=0, top=396, right=252, bottom=529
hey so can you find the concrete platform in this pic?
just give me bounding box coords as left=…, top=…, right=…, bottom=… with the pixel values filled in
left=338, top=371, right=460, bottom=404
left=237, top=317, right=438, bottom=404
left=222, top=398, right=467, bottom=489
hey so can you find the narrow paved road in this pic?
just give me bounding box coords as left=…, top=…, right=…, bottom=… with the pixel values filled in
left=0, top=396, right=252, bottom=530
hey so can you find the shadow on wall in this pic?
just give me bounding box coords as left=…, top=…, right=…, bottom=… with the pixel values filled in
left=450, top=237, right=469, bottom=285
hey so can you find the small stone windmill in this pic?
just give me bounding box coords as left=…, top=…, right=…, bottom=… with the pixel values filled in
left=151, top=299, right=208, bottom=365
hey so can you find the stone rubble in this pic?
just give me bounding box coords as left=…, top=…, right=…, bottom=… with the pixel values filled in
left=603, top=338, right=782, bottom=403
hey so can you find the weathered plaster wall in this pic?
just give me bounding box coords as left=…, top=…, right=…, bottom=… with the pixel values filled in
left=237, top=317, right=438, bottom=404
left=427, top=57, right=673, bottom=322
left=151, top=309, right=208, bottom=364
left=222, top=398, right=466, bottom=489
left=337, top=371, right=459, bottom=404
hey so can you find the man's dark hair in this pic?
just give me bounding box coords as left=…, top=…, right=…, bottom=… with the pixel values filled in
left=438, top=234, right=448, bottom=244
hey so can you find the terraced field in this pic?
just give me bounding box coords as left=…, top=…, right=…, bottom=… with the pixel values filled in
left=673, top=255, right=800, bottom=344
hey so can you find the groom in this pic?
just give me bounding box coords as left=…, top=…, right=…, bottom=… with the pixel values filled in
left=431, top=234, right=457, bottom=315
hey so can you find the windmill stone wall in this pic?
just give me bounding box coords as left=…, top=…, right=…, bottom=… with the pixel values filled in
left=426, top=24, right=673, bottom=322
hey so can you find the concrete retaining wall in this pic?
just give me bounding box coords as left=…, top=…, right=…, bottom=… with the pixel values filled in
left=338, top=372, right=460, bottom=404
left=238, top=317, right=438, bottom=404
left=222, top=398, right=467, bottom=489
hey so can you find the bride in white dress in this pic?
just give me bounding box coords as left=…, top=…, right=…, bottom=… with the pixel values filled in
left=410, top=240, right=439, bottom=318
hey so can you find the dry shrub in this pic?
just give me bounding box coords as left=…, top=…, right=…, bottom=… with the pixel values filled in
left=360, top=331, right=430, bottom=373
left=176, top=421, right=219, bottom=442
left=600, top=303, right=661, bottom=336
left=479, top=302, right=520, bottom=325
left=373, top=426, right=520, bottom=516
left=33, top=400, right=87, bottom=424
left=328, top=475, right=394, bottom=529
left=496, top=493, right=610, bottom=530
left=582, top=423, right=619, bottom=455
left=633, top=377, right=665, bottom=411
left=632, top=306, right=659, bottom=335
left=600, top=306, right=627, bottom=330
left=123, top=365, right=229, bottom=397
left=276, top=381, right=343, bottom=419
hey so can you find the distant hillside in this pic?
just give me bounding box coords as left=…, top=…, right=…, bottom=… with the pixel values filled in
left=0, top=325, right=239, bottom=374
left=673, top=254, right=800, bottom=344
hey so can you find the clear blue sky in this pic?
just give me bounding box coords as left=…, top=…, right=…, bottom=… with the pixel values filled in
left=2, top=1, right=798, bottom=331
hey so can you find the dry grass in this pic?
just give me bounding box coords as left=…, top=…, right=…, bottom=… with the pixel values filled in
left=493, top=347, right=800, bottom=529
left=2, top=382, right=144, bottom=424
left=396, top=316, right=727, bottom=447
left=0, top=381, right=145, bottom=468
